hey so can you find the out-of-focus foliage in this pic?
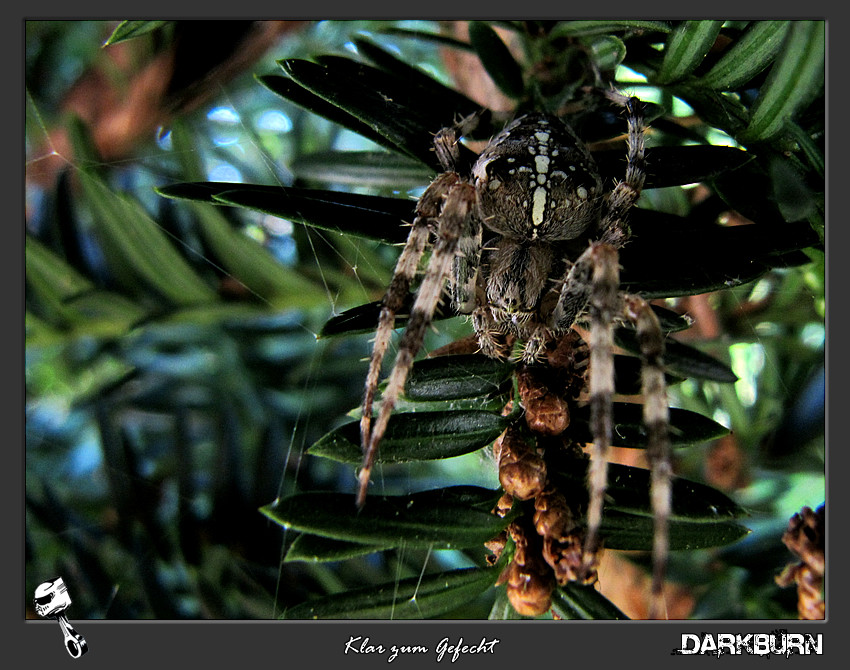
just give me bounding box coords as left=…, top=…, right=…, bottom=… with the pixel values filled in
left=25, top=20, right=823, bottom=620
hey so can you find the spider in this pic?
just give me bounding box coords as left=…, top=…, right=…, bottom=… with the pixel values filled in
left=357, top=89, right=672, bottom=618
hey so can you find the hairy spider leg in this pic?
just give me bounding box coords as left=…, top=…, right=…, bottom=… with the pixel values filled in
left=358, top=117, right=478, bottom=507
left=625, top=294, right=671, bottom=620
left=357, top=179, right=477, bottom=507
left=543, top=92, right=669, bottom=618
left=577, top=92, right=648, bottom=573
left=597, top=90, right=647, bottom=247
left=581, top=242, right=620, bottom=585
left=359, top=171, right=459, bottom=459
left=581, top=254, right=672, bottom=620
left=591, top=91, right=672, bottom=618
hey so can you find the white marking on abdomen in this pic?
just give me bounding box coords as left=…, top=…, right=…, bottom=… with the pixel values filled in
left=532, top=186, right=547, bottom=226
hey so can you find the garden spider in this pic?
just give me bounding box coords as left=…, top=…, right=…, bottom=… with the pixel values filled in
left=358, top=89, right=672, bottom=618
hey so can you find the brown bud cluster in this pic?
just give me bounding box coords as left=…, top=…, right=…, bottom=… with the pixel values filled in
left=775, top=504, right=825, bottom=620
left=497, top=521, right=554, bottom=617
left=485, top=330, right=601, bottom=618
left=533, top=487, right=573, bottom=538
left=516, top=365, right=570, bottom=436
left=534, top=488, right=596, bottom=586
left=426, top=334, right=481, bottom=357
left=545, top=329, right=588, bottom=376
left=493, top=492, right=514, bottom=518
left=495, top=426, right=547, bottom=501
left=484, top=531, right=507, bottom=566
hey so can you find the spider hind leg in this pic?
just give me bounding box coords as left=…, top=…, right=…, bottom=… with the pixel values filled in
left=578, top=243, right=671, bottom=619
left=624, top=293, right=672, bottom=620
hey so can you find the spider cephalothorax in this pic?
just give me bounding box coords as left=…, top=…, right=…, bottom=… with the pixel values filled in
left=468, top=109, right=629, bottom=363
left=358, top=89, right=672, bottom=618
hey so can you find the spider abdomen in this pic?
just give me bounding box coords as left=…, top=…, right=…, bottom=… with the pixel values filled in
left=472, top=113, right=603, bottom=242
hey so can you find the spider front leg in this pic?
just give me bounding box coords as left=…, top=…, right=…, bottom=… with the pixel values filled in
left=597, top=90, right=646, bottom=248
left=360, top=114, right=480, bottom=455
left=359, top=171, right=459, bottom=455
left=357, top=179, right=478, bottom=507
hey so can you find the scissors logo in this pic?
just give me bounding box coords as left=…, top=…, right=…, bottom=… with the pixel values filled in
left=33, top=577, right=89, bottom=659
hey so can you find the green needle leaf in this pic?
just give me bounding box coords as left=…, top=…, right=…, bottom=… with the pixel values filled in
left=552, top=583, right=630, bottom=620
left=569, top=403, right=730, bottom=449
left=104, top=20, right=170, bottom=46
left=258, top=73, right=406, bottom=153
left=404, top=354, right=514, bottom=401
left=550, top=20, right=672, bottom=38
left=548, top=457, right=749, bottom=552
left=656, top=20, right=723, bottom=84
left=614, top=328, right=738, bottom=383
left=261, top=486, right=511, bottom=550
left=740, top=21, right=825, bottom=143
left=77, top=171, right=217, bottom=306
left=600, top=462, right=748, bottom=522
left=601, top=511, right=751, bottom=551
left=291, top=151, right=431, bottom=188
left=696, top=21, right=791, bottom=90
left=468, top=22, right=525, bottom=99
left=282, top=566, right=500, bottom=619
left=279, top=57, right=456, bottom=169
left=26, top=235, right=92, bottom=302
left=548, top=459, right=750, bottom=551
left=284, top=534, right=389, bottom=563
left=595, top=145, right=753, bottom=189
left=308, top=411, right=509, bottom=464
left=353, top=36, right=485, bottom=121
left=157, top=182, right=413, bottom=243
left=26, top=236, right=147, bottom=337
